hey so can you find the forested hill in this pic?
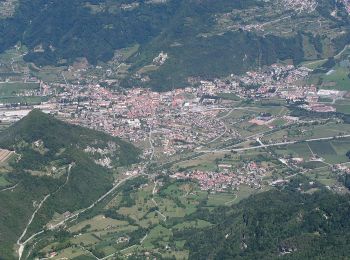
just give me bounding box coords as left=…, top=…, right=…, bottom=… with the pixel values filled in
left=0, top=110, right=140, bottom=259
left=181, top=179, right=350, bottom=259
left=0, top=109, right=140, bottom=166
left=0, top=0, right=350, bottom=90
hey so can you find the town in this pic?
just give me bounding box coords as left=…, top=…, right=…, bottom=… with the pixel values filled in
left=2, top=61, right=350, bottom=194
left=1, top=64, right=344, bottom=149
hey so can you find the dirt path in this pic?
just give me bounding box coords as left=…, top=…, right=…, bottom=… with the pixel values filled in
left=17, top=164, right=74, bottom=260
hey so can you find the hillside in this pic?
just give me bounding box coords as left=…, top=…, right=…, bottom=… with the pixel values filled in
left=182, top=179, right=350, bottom=259
left=0, top=110, right=140, bottom=259
left=0, top=0, right=349, bottom=90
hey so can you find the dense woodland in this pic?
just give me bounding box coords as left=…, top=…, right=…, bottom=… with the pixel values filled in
left=0, top=0, right=349, bottom=90
left=180, top=178, right=350, bottom=259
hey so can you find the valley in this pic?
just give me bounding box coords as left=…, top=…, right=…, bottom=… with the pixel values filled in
left=0, top=0, right=350, bottom=259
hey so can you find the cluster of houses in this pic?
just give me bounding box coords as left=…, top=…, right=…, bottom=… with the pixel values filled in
left=170, top=162, right=268, bottom=192
left=279, top=0, right=317, bottom=13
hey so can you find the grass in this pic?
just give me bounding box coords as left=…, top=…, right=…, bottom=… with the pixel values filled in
left=143, top=225, right=172, bottom=248
left=217, top=93, right=241, bottom=101
left=272, top=118, right=287, bottom=127
left=331, top=138, right=350, bottom=155
left=321, top=67, right=350, bottom=91
left=301, top=59, right=328, bottom=70
left=306, top=139, right=350, bottom=164
left=0, top=175, right=10, bottom=187
left=70, top=233, right=101, bottom=246
left=304, top=169, right=338, bottom=187
left=286, top=143, right=313, bottom=158
left=0, top=82, right=40, bottom=97
left=69, top=215, right=129, bottom=233
left=173, top=220, right=212, bottom=230
left=117, top=44, right=140, bottom=61
left=318, top=97, right=333, bottom=103
left=138, top=64, right=159, bottom=74
left=0, top=96, right=46, bottom=104
left=302, top=161, right=326, bottom=169
left=49, top=247, right=93, bottom=259
left=322, top=154, right=348, bottom=164
left=336, top=104, right=350, bottom=115
left=309, top=141, right=336, bottom=156
left=234, top=185, right=266, bottom=204
left=207, top=192, right=238, bottom=206
left=173, top=152, right=222, bottom=171
left=283, top=138, right=350, bottom=164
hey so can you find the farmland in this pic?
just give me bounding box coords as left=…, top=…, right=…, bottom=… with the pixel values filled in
left=26, top=164, right=275, bottom=259
left=0, top=148, right=14, bottom=163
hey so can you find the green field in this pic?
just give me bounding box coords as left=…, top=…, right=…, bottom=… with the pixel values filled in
left=0, top=82, right=40, bottom=96
left=0, top=96, right=46, bottom=104
left=0, top=175, right=10, bottom=188
left=288, top=143, right=313, bottom=158
left=0, top=82, right=44, bottom=104
left=336, top=103, right=350, bottom=114
left=321, top=67, right=350, bottom=91
left=309, top=141, right=336, bottom=156
left=207, top=192, right=237, bottom=206
left=301, top=160, right=327, bottom=169
left=217, top=93, right=241, bottom=101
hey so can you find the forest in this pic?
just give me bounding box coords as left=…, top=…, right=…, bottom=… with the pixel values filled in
left=0, top=0, right=349, bottom=91
left=180, top=178, right=350, bottom=259
left=0, top=110, right=140, bottom=259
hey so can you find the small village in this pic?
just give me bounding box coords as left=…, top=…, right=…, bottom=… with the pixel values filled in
left=171, top=161, right=268, bottom=192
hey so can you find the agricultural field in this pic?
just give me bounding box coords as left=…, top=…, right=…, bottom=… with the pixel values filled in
left=274, top=137, right=350, bottom=165
left=0, top=148, right=14, bottom=163
left=35, top=176, right=265, bottom=259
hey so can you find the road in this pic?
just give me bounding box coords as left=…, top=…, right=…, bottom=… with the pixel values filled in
left=17, top=164, right=74, bottom=260
left=49, top=173, right=137, bottom=230
left=19, top=172, right=139, bottom=260
left=198, top=134, right=350, bottom=153
left=205, top=106, right=258, bottom=145
left=0, top=182, right=19, bottom=192
left=148, top=128, right=155, bottom=164
left=20, top=125, right=157, bottom=259
left=17, top=194, right=50, bottom=259
left=151, top=181, right=167, bottom=222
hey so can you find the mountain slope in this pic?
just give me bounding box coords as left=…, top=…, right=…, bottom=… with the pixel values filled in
left=0, top=110, right=140, bottom=259
left=182, top=179, right=350, bottom=259
left=0, top=0, right=349, bottom=90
